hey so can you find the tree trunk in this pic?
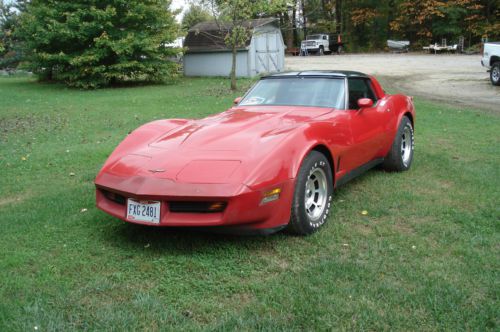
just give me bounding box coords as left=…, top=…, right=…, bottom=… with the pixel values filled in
left=292, top=2, right=298, bottom=46
left=302, top=0, right=307, bottom=38
left=335, top=0, right=342, bottom=34
left=230, top=44, right=237, bottom=91
left=285, top=10, right=294, bottom=50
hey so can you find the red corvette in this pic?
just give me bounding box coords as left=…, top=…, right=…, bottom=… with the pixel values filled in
left=95, top=71, right=415, bottom=235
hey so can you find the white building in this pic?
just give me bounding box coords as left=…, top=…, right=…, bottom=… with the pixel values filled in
left=183, top=18, right=285, bottom=77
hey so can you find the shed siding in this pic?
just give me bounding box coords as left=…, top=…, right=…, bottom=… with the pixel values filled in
left=249, top=26, right=285, bottom=76
left=183, top=20, right=285, bottom=77
left=184, top=52, right=250, bottom=77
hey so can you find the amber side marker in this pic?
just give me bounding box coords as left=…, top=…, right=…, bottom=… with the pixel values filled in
left=207, top=202, right=227, bottom=212
left=261, top=188, right=282, bottom=205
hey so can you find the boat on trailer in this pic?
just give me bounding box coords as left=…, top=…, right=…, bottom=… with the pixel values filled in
left=387, top=40, right=410, bottom=52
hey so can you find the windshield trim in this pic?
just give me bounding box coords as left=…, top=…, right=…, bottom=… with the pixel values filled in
left=236, top=104, right=337, bottom=110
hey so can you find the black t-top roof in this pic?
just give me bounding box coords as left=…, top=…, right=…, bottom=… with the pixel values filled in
left=263, top=70, right=369, bottom=79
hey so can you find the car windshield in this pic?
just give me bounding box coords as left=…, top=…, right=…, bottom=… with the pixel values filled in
left=307, top=35, right=321, bottom=40
left=239, top=78, right=345, bottom=109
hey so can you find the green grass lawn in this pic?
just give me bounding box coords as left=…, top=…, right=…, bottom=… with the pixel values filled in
left=0, top=76, right=498, bottom=331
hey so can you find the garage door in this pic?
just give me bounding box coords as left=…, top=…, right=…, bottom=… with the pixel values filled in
left=255, top=31, right=280, bottom=74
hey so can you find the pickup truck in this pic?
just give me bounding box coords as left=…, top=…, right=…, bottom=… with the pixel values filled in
left=300, top=34, right=344, bottom=55
left=481, top=42, right=500, bottom=86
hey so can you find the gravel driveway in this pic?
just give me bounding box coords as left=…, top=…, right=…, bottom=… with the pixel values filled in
left=285, top=54, right=499, bottom=112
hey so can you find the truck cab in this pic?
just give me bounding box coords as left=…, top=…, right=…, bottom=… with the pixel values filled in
left=481, top=42, right=500, bottom=86
left=300, top=34, right=331, bottom=55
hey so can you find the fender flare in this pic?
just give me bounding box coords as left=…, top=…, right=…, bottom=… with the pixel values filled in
left=290, top=141, right=336, bottom=184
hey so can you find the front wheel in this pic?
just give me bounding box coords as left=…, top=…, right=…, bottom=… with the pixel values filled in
left=490, top=62, right=500, bottom=86
left=382, top=116, right=414, bottom=172
left=288, top=151, right=333, bottom=235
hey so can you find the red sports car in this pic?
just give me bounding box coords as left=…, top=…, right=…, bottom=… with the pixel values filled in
left=95, top=71, right=415, bottom=235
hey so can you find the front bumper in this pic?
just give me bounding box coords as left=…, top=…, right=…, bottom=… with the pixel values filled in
left=481, top=59, right=491, bottom=70
left=95, top=173, right=294, bottom=231
left=301, top=47, right=320, bottom=53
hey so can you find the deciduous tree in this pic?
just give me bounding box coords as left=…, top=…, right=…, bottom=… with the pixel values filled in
left=0, top=0, right=24, bottom=69
left=181, top=3, right=212, bottom=31
left=203, top=0, right=286, bottom=90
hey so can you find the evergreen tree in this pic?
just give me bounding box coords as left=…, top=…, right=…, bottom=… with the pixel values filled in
left=18, top=0, right=180, bottom=88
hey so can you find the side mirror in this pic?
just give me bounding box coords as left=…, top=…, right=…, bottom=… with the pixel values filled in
left=357, top=98, right=373, bottom=109
left=233, top=97, right=242, bottom=105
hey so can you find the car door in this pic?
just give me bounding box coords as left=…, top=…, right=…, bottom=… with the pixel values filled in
left=342, top=77, right=392, bottom=170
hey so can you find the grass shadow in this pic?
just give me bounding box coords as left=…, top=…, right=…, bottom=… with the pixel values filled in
left=98, top=219, right=286, bottom=256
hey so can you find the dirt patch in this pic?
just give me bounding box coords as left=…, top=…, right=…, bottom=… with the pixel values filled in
left=285, top=53, right=500, bottom=113
left=0, top=113, right=69, bottom=141
left=0, top=194, right=29, bottom=207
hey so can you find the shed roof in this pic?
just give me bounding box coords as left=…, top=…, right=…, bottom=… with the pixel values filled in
left=184, top=18, right=278, bottom=53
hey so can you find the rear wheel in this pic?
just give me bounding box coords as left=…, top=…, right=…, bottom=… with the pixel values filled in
left=382, top=116, right=414, bottom=172
left=490, top=62, right=500, bottom=86
left=288, top=151, right=333, bottom=235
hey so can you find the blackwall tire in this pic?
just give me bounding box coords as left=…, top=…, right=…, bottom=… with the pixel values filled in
left=288, top=151, right=333, bottom=235
left=490, top=62, right=500, bottom=86
left=382, top=116, right=414, bottom=172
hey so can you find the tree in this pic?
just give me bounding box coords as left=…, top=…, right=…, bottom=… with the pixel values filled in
left=17, top=0, right=180, bottom=88
left=203, top=0, right=286, bottom=90
left=344, top=0, right=393, bottom=51
left=0, top=0, right=25, bottom=69
left=390, top=0, right=498, bottom=46
left=181, top=3, right=211, bottom=31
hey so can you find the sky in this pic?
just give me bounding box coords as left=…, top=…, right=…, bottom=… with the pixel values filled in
left=171, top=0, right=189, bottom=22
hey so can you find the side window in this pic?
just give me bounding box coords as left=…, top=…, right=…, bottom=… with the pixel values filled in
left=348, top=78, right=378, bottom=109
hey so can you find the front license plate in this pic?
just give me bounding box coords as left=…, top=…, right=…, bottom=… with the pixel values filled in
left=126, top=199, right=161, bottom=224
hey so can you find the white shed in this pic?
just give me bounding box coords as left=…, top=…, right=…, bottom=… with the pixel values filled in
left=183, top=18, right=285, bottom=77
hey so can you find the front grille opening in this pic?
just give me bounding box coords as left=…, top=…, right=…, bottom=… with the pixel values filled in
left=169, top=201, right=227, bottom=213
left=102, top=190, right=126, bottom=205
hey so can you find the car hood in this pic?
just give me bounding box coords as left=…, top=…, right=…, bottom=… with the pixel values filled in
left=100, top=106, right=331, bottom=188
left=148, top=105, right=330, bottom=151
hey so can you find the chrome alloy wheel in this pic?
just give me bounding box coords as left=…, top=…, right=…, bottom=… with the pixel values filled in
left=304, top=168, right=328, bottom=221
left=492, top=66, right=500, bottom=83
left=401, top=125, right=413, bottom=167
